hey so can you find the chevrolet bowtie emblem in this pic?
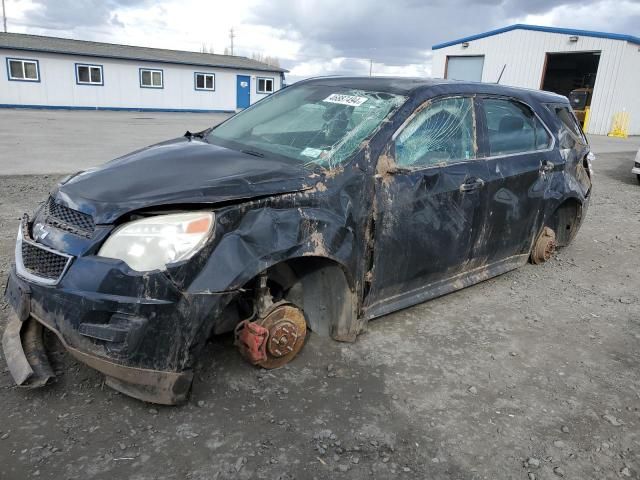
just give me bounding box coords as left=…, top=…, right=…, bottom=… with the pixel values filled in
left=34, top=223, right=49, bottom=241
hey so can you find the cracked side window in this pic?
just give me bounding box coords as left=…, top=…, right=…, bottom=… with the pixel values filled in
left=395, top=97, right=475, bottom=168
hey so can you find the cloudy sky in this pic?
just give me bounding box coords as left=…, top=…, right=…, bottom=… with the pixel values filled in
left=3, top=0, right=640, bottom=82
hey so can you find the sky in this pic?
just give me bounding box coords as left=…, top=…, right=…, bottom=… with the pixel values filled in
left=3, top=0, right=640, bottom=83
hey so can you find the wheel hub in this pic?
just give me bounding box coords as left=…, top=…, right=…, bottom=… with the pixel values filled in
left=235, top=302, right=307, bottom=369
left=531, top=226, right=557, bottom=264
left=267, top=321, right=299, bottom=357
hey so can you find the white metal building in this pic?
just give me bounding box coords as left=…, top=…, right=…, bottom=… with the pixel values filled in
left=0, top=33, right=286, bottom=113
left=431, top=24, right=640, bottom=135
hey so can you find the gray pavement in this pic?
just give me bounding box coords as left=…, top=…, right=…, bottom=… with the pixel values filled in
left=0, top=109, right=231, bottom=175
left=588, top=133, right=640, bottom=154
left=0, top=108, right=639, bottom=175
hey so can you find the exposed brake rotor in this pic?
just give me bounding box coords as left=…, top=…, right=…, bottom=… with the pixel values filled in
left=234, top=302, right=307, bottom=369
left=531, top=226, right=557, bottom=264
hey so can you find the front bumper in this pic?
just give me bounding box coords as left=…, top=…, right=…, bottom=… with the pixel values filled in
left=3, top=310, right=193, bottom=404
left=3, top=245, right=234, bottom=404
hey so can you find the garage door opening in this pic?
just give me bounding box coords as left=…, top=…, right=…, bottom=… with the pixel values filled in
left=541, top=51, right=601, bottom=127
left=445, top=56, right=485, bottom=82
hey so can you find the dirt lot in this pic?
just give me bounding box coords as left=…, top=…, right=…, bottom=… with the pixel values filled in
left=0, top=146, right=639, bottom=479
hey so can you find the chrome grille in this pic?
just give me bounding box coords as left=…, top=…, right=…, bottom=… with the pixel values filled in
left=44, top=196, right=95, bottom=237
left=21, top=241, right=69, bottom=280
left=16, top=221, right=73, bottom=286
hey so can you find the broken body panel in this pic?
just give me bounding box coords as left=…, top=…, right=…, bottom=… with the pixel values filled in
left=3, top=77, right=592, bottom=404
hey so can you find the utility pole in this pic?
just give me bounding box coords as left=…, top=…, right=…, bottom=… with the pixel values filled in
left=229, top=27, right=235, bottom=56
left=369, top=58, right=373, bottom=77
left=2, top=0, right=7, bottom=33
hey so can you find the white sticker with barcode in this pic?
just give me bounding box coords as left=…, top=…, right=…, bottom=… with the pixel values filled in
left=323, top=93, right=368, bottom=107
left=300, top=147, right=323, bottom=158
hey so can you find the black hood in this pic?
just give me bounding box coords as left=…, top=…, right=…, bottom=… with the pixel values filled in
left=56, top=137, right=313, bottom=224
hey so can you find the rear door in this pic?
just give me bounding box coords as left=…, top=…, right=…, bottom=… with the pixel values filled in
left=364, top=96, right=490, bottom=314
left=475, top=96, right=555, bottom=263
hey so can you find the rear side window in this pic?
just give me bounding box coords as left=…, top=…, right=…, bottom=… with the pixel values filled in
left=395, top=97, right=476, bottom=168
left=548, top=105, right=587, bottom=149
left=483, top=98, right=552, bottom=156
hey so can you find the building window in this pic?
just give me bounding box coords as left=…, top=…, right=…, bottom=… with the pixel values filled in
left=257, top=77, right=274, bottom=94
left=140, top=68, right=163, bottom=88
left=194, top=72, right=215, bottom=91
left=7, top=58, right=40, bottom=82
left=76, top=64, right=103, bottom=85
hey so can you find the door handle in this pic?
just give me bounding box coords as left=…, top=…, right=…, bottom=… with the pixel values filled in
left=459, top=178, right=485, bottom=192
left=540, top=160, right=555, bottom=173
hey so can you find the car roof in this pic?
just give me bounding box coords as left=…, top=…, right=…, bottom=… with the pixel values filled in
left=296, top=76, right=567, bottom=103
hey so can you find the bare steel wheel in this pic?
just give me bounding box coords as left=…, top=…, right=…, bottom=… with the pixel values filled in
left=255, top=302, right=307, bottom=369
left=531, top=227, right=557, bottom=264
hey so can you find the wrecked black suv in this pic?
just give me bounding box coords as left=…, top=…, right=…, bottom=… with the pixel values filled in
left=3, top=77, right=593, bottom=404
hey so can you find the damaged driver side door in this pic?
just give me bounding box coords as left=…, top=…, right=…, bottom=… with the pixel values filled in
left=363, top=96, right=490, bottom=319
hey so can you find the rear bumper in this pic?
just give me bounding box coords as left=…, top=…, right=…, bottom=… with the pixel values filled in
left=632, top=166, right=640, bottom=175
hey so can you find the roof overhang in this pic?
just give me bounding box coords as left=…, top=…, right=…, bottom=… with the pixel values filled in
left=432, top=24, right=640, bottom=50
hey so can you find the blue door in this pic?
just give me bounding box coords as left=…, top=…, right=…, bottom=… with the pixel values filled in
left=236, top=75, right=250, bottom=109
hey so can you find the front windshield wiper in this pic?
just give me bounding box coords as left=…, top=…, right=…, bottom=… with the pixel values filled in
left=241, top=149, right=265, bottom=158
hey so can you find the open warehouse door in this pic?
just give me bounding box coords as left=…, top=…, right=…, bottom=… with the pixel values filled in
left=541, top=51, right=601, bottom=128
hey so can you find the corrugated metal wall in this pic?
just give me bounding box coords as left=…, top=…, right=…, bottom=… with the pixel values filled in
left=432, top=29, right=639, bottom=135
left=615, top=42, right=640, bottom=136
left=0, top=49, right=282, bottom=112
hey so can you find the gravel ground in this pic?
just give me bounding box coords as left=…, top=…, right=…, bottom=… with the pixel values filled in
left=0, top=149, right=639, bottom=479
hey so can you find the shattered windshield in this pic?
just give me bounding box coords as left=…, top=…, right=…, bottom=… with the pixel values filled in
left=207, top=84, right=406, bottom=169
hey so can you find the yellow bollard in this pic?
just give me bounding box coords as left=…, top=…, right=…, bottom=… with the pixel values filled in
left=608, top=111, right=630, bottom=138
left=583, top=107, right=591, bottom=132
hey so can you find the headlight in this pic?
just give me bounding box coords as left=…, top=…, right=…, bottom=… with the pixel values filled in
left=98, top=212, right=214, bottom=272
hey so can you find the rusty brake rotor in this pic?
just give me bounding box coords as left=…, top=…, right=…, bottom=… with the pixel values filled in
left=531, top=226, right=556, bottom=264
left=255, top=302, right=307, bottom=369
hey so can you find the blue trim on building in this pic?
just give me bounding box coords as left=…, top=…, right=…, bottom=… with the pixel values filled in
left=139, top=67, right=164, bottom=89
left=74, top=62, right=104, bottom=86
left=0, top=103, right=234, bottom=113
left=0, top=44, right=287, bottom=73
left=432, top=24, right=640, bottom=50
left=194, top=72, right=216, bottom=91
left=256, top=76, right=275, bottom=94
left=5, top=57, right=41, bottom=82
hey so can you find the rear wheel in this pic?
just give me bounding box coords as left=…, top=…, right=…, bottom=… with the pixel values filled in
left=530, top=227, right=557, bottom=264
left=636, top=174, right=640, bottom=185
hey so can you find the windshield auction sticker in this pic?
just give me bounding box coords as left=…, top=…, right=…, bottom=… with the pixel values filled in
left=323, top=93, right=368, bottom=107
left=300, top=147, right=323, bottom=158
